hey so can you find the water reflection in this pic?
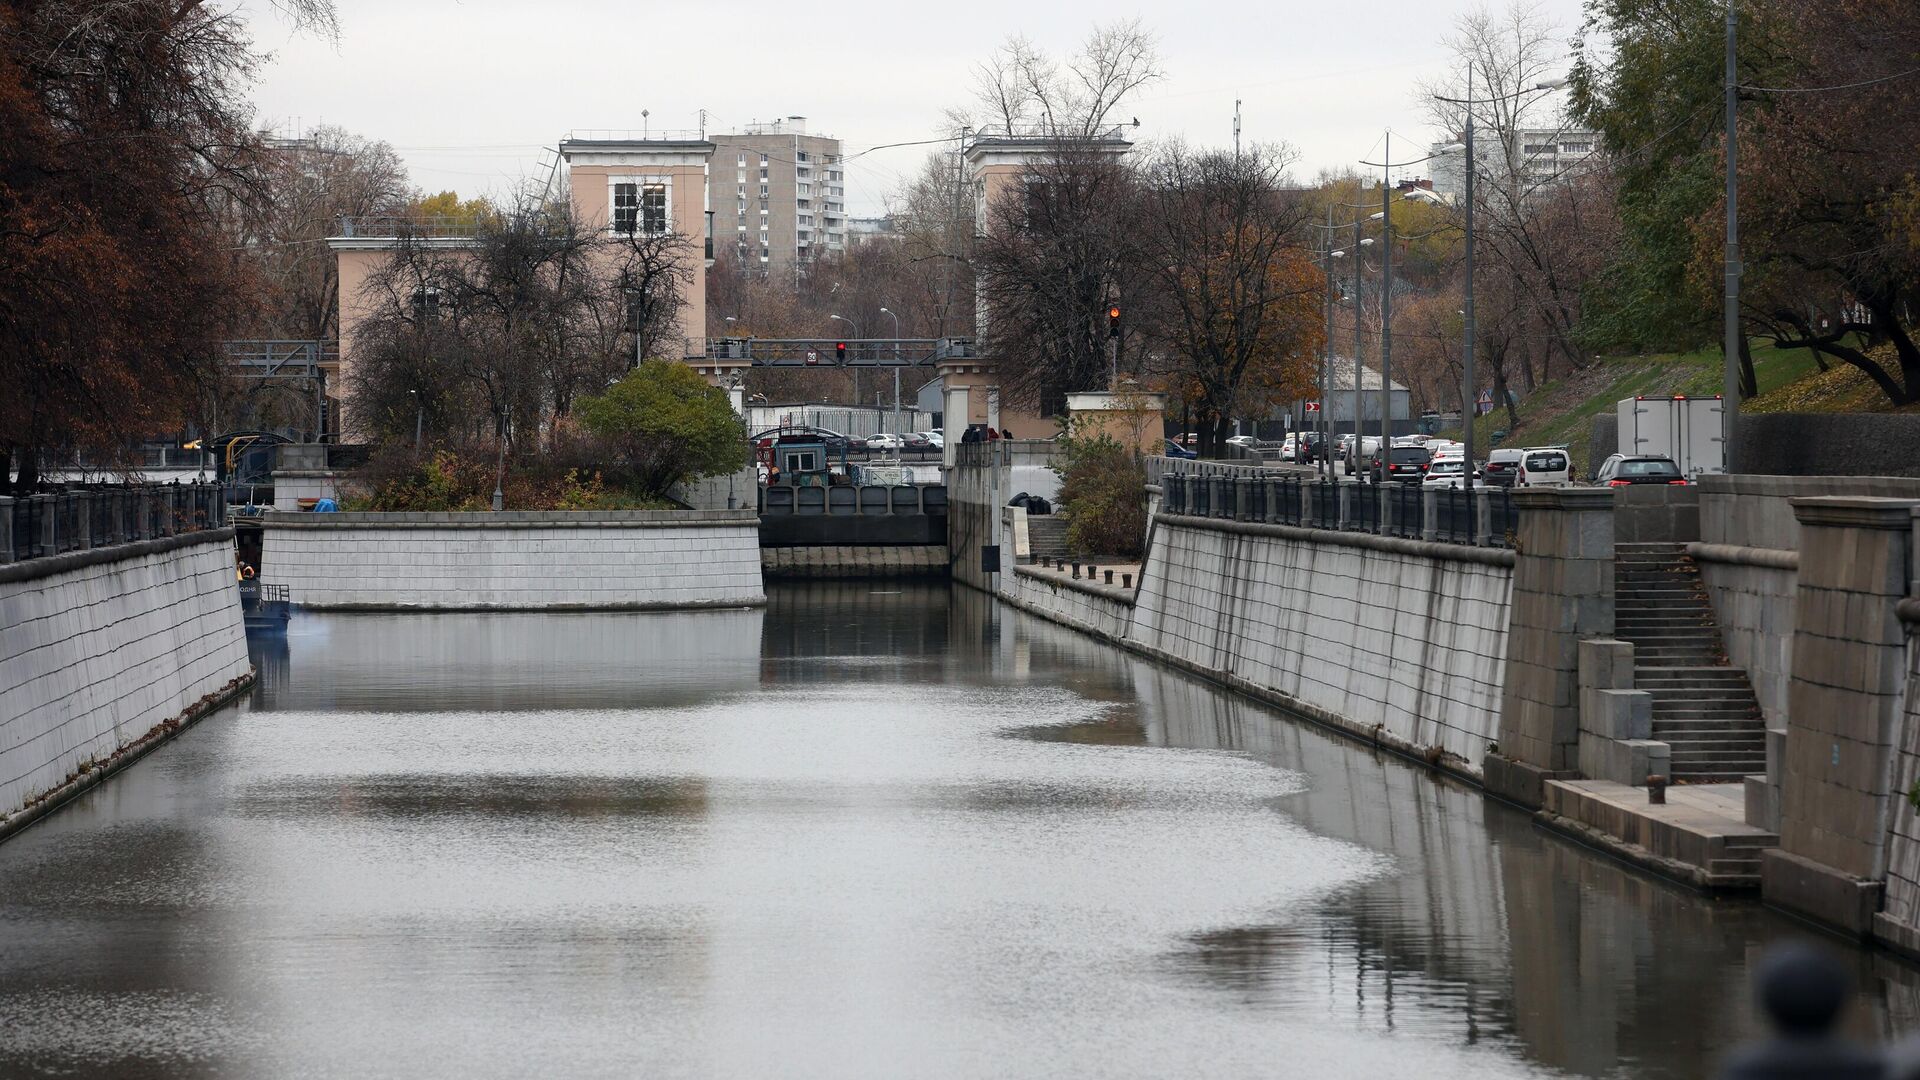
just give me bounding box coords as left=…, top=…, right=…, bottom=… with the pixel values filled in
left=0, top=585, right=1911, bottom=1079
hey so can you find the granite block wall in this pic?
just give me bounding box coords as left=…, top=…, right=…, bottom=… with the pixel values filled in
left=1498, top=489, right=1616, bottom=775
left=1002, top=566, right=1135, bottom=641
left=1128, top=516, right=1514, bottom=773
left=262, top=510, right=765, bottom=610
left=0, top=533, right=251, bottom=821
left=1775, top=498, right=1914, bottom=885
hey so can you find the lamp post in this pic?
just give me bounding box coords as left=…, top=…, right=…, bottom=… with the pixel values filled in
left=880, top=306, right=901, bottom=433
left=410, top=390, right=422, bottom=453
left=1723, top=0, right=1741, bottom=471
left=1361, top=137, right=1478, bottom=479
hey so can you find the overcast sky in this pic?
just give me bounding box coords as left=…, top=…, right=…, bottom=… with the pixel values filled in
left=236, top=0, right=1589, bottom=217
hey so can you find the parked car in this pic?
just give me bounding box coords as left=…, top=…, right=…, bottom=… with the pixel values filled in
left=751, top=425, right=855, bottom=455
left=924, top=431, right=944, bottom=450
left=1279, top=434, right=1299, bottom=461
left=866, top=433, right=905, bottom=452
left=1482, top=448, right=1526, bottom=488
left=901, top=431, right=932, bottom=450
left=1517, top=448, right=1573, bottom=487
left=1297, top=431, right=1329, bottom=464
left=1226, top=434, right=1258, bottom=448
left=1422, top=458, right=1483, bottom=489
left=1375, top=445, right=1434, bottom=483
left=1594, top=454, right=1689, bottom=486
left=1163, top=439, right=1198, bottom=459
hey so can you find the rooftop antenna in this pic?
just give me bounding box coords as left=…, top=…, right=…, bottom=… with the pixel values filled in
left=642, top=109, right=650, bottom=138
left=1233, top=99, right=1242, bottom=161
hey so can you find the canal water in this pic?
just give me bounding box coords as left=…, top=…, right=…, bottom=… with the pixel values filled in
left=1, top=583, right=1915, bottom=1078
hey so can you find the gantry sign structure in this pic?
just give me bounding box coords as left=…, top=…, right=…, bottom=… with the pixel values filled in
left=692, top=337, right=977, bottom=368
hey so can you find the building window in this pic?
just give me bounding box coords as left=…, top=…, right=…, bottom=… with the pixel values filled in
left=640, top=183, right=668, bottom=233
left=759, top=185, right=768, bottom=197
left=1523, top=143, right=1554, bottom=155
left=612, top=182, right=642, bottom=233
left=737, top=153, right=746, bottom=166
left=1561, top=142, right=1593, bottom=154
left=797, top=151, right=809, bottom=163
left=759, top=168, right=769, bottom=180
left=760, top=156, right=768, bottom=166
left=611, top=178, right=668, bottom=235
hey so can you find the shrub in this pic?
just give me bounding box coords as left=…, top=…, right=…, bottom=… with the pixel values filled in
left=576, top=360, right=747, bottom=498
left=1052, top=427, right=1147, bottom=559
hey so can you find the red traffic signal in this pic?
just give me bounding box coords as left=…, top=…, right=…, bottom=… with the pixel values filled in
left=1107, top=305, right=1121, bottom=337
left=835, top=341, right=848, bottom=363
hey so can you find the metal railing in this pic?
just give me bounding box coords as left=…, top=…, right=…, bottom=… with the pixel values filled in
left=0, top=483, right=228, bottom=564
left=1157, top=474, right=1517, bottom=549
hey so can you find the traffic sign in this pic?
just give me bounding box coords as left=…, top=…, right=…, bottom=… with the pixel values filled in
left=1304, top=401, right=1322, bottom=413
left=805, top=350, right=818, bottom=365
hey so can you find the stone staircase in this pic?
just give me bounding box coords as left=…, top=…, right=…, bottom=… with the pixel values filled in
left=1613, top=543, right=1767, bottom=783
left=1025, top=515, right=1071, bottom=562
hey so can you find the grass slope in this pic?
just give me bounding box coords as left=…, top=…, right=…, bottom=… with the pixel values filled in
left=1456, top=343, right=1821, bottom=476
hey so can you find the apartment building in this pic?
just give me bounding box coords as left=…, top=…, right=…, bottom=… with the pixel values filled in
left=709, top=117, right=846, bottom=276
left=1429, top=126, right=1601, bottom=201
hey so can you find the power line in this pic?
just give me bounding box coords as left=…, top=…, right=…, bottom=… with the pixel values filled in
left=1740, top=66, right=1920, bottom=94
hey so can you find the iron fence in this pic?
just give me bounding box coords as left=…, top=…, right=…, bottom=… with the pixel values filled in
left=1158, top=474, right=1516, bottom=549
left=0, top=483, right=227, bottom=564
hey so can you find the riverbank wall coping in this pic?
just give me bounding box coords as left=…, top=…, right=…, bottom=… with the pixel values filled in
left=261, top=509, right=758, bottom=529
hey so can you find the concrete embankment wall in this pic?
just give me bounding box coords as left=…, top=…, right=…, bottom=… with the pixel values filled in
left=1001, top=565, right=1135, bottom=640
left=1691, top=475, right=1920, bottom=730
left=262, top=509, right=764, bottom=610
left=1130, top=516, right=1513, bottom=775
left=763, top=546, right=948, bottom=579
left=0, top=532, right=252, bottom=824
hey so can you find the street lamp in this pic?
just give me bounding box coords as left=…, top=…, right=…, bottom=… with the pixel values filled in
left=1434, top=72, right=1566, bottom=537
left=879, top=306, right=902, bottom=433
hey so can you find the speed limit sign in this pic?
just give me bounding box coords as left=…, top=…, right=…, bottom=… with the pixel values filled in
left=805, top=350, right=819, bottom=365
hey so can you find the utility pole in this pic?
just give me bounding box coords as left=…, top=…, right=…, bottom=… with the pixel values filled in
left=1233, top=99, right=1242, bottom=162
left=1322, top=207, right=1335, bottom=482
left=1352, top=221, right=1364, bottom=480
left=1723, top=0, right=1742, bottom=473
left=1380, top=133, right=1394, bottom=469
left=1462, top=74, right=1477, bottom=542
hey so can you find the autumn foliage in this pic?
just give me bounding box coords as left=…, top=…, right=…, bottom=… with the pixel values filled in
left=0, top=0, right=299, bottom=488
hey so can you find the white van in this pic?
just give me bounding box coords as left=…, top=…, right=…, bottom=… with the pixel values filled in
left=1517, top=447, right=1573, bottom=488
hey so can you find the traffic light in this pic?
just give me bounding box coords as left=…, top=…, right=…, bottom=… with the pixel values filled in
left=835, top=341, right=848, bottom=363
left=1107, top=305, right=1122, bottom=338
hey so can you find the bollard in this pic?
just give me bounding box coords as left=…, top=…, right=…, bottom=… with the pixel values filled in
left=1122, top=573, right=1133, bottom=589
left=1087, top=563, right=1098, bottom=577
left=1071, top=561, right=1081, bottom=579
left=1647, top=775, right=1668, bottom=804
left=1104, top=570, right=1113, bottom=585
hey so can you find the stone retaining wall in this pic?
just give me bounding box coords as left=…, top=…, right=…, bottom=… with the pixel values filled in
left=1129, top=515, right=1514, bottom=775
left=1, top=531, right=251, bottom=824
left=762, top=546, right=948, bottom=579
left=261, top=509, right=764, bottom=610
left=1001, top=565, right=1134, bottom=641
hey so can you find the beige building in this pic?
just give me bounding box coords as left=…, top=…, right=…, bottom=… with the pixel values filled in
left=327, top=134, right=717, bottom=436
left=709, top=117, right=845, bottom=277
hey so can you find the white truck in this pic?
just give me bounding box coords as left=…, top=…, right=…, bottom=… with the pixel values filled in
left=1615, top=395, right=1726, bottom=477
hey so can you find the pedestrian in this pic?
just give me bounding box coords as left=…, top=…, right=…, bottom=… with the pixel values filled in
left=1001, top=428, right=1013, bottom=440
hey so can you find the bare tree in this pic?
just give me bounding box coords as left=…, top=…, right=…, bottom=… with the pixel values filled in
left=1423, top=1, right=1617, bottom=387
left=1128, top=142, right=1323, bottom=457
left=966, top=20, right=1163, bottom=138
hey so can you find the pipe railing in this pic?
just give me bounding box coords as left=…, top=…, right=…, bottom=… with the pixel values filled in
left=0, top=483, right=228, bottom=564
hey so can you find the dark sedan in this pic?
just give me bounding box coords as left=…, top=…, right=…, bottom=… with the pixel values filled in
left=1594, top=454, right=1689, bottom=486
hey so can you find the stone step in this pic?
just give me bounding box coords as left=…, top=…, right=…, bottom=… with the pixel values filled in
left=1636, top=669, right=1752, bottom=683
left=1724, top=831, right=1779, bottom=849
left=1679, top=771, right=1767, bottom=784
left=1658, top=730, right=1758, bottom=749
